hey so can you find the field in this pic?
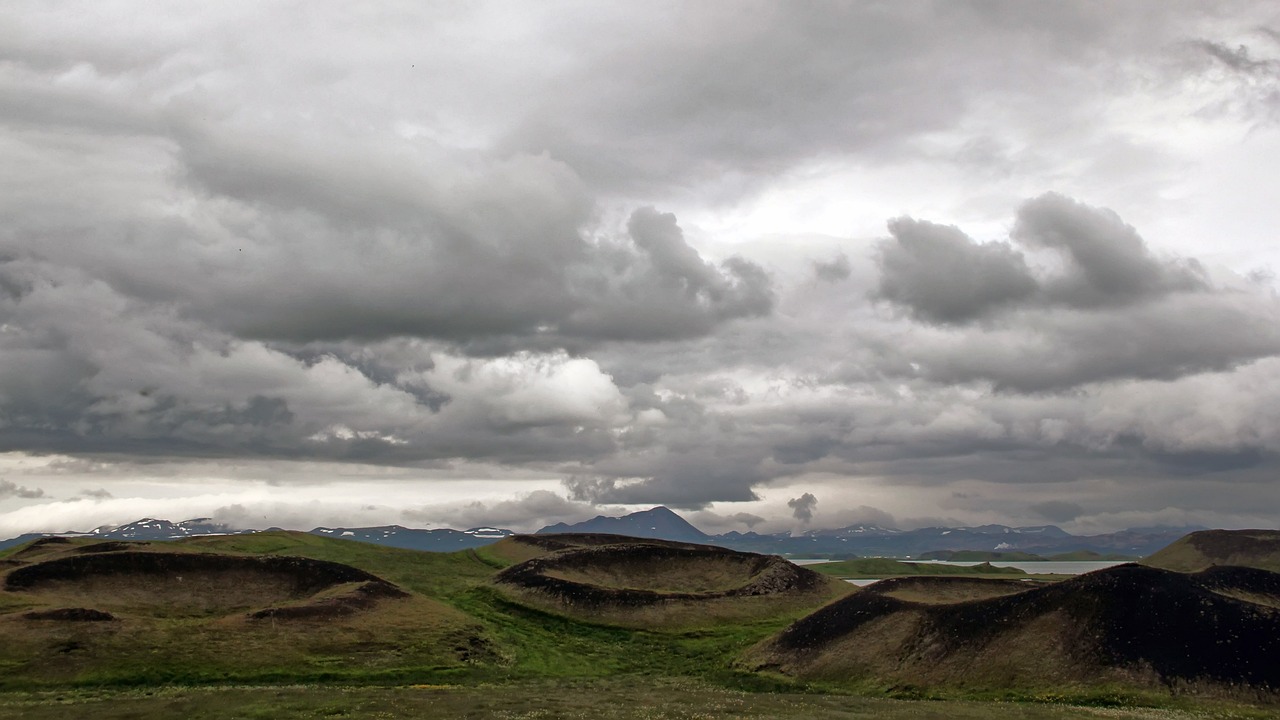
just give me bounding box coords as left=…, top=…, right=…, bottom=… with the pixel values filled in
left=2, top=680, right=1277, bottom=720
left=1, top=531, right=1278, bottom=718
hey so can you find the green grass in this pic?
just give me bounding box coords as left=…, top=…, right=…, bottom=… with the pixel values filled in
left=2, top=679, right=1275, bottom=720
left=2, top=533, right=1276, bottom=715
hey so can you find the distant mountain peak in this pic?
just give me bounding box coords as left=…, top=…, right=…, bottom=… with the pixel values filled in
left=536, top=506, right=709, bottom=543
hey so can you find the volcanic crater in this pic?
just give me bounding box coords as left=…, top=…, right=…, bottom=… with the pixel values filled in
left=746, top=563, right=1280, bottom=698
left=492, top=535, right=847, bottom=627
left=4, top=549, right=406, bottom=619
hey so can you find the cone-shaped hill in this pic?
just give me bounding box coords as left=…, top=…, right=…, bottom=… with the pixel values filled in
left=744, top=563, right=1280, bottom=699
left=0, top=535, right=488, bottom=687
left=1143, top=529, right=1280, bottom=573
left=492, top=534, right=850, bottom=628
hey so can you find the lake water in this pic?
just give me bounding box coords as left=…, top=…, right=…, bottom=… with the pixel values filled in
left=914, top=560, right=1128, bottom=574
left=792, top=558, right=1131, bottom=586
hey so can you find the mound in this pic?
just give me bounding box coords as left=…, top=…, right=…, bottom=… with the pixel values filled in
left=75, top=541, right=147, bottom=554
left=862, top=576, right=1044, bottom=604
left=484, top=533, right=717, bottom=565
left=746, top=563, right=1280, bottom=698
left=1144, top=529, right=1280, bottom=573
left=249, top=580, right=409, bottom=621
left=494, top=539, right=847, bottom=628
left=4, top=551, right=393, bottom=617
left=22, top=608, right=117, bottom=622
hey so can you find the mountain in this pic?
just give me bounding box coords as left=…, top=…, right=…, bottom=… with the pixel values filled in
left=87, top=517, right=251, bottom=540
left=310, top=525, right=514, bottom=552
left=0, top=509, right=1215, bottom=558
left=0, top=518, right=252, bottom=550
left=536, top=506, right=711, bottom=543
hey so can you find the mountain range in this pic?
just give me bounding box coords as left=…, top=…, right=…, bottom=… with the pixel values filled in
left=0, top=507, right=1204, bottom=557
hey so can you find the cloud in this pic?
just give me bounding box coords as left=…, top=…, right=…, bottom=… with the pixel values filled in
left=79, top=488, right=113, bottom=500
left=871, top=194, right=1280, bottom=390
left=813, top=254, right=852, bottom=283
left=1029, top=500, right=1084, bottom=523
left=1013, top=193, right=1207, bottom=308
left=0, top=479, right=44, bottom=499
left=729, top=512, right=765, bottom=529
left=875, top=217, right=1038, bottom=323
left=401, top=490, right=598, bottom=532
left=787, top=492, right=818, bottom=523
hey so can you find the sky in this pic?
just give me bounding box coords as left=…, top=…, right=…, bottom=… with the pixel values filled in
left=2, top=1, right=1280, bottom=537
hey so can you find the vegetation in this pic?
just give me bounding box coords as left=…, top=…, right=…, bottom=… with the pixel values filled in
left=0, top=530, right=1277, bottom=717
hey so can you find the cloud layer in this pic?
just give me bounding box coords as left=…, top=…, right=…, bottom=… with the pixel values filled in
left=2, top=1, right=1280, bottom=533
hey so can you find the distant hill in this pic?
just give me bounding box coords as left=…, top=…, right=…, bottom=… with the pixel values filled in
left=1143, top=529, right=1280, bottom=573
left=745, top=563, right=1280, bottom=698
left=311, top=525, right=514, bottom=552
left=0, top=509, right=1218, bottom=558
left=537, top=506, right=711, bottom=543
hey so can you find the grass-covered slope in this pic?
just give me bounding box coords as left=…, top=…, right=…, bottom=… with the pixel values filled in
left=1142, top=529, right=1280, bottom=573
left=491, top=535, right=850, bottom=629
left=744, top=563, right=1280, bottom=700
left=0, top=533, right=493, bottom=688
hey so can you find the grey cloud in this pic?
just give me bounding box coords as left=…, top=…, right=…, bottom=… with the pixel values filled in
left=870, top=194, right=1279, bottom=390
left=0, top=480, right=45, bottom=499
left=1192, top=40, right=1278, bottom=74
left=813, top=254, right=852, bottom=282
left=730, top=512, right=765, bottom=529
left=402, top=490, right=598, bottom=531
left=787, top=493, right=818, bottom=523
left=1029, top=500, right=1084, bottom=523
left=876, top=218, right=1038, bottom=324
left=907, top=288, right=1280, bottom=392
left=500, top=3, right=1182, bottom=196
left=1013, top=193, right=1207, bottom=308
left=79, top=488, right=114, bottom=500
left=876, top=194, right=1207, bottom=325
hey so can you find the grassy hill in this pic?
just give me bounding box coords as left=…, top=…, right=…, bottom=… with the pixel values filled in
left=491, top=535, right=850, bottom=628
left=1142, top=529, right=1280, bottom=573
left=743, top=563, right=1280, bottom=701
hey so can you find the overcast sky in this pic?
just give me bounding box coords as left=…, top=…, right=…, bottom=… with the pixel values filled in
left=3, top=1, right=1280, bottom=537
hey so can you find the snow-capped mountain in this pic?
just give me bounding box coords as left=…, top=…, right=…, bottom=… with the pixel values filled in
left=310, top=525, right=514, bottom=551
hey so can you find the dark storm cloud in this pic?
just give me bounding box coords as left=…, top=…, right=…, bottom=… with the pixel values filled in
left=787, top=493, right=818, bottom=523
